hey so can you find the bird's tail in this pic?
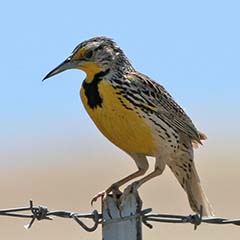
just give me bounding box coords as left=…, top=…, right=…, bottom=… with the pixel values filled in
left=185, top=164, right=214, bottom=217
left=168, top=142, right=214, bottom=217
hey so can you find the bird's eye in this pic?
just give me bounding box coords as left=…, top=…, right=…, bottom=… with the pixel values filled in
left=84, top=49, right=93, bottom=59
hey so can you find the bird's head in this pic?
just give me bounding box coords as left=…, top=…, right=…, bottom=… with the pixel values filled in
left=43, top=36, right=131, bottom=82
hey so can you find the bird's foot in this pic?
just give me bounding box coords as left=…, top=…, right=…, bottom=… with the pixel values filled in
left=91, top=184, right=122, bottom=206
left=91, top=191, right=107, bottom=206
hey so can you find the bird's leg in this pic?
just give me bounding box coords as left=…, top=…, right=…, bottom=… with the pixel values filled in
left=91, top=154, right=149, bottom=205
left=120, top=161, right=165, bottom=207
left=91, top=168, right=147, bottom=205
left=122, top=156, right=166, bottom=196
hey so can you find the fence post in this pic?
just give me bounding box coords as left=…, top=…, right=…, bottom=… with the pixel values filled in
left=102, top=189, right=143, bottom=240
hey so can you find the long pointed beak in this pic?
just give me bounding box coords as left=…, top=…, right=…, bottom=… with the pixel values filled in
left=42, top=57, right=75, bottom=81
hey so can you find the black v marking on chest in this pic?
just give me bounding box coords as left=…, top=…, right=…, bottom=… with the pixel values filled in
left=82, top=69, right=110, bottom=109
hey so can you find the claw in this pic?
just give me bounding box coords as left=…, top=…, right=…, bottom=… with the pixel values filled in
left=91, top=183, right=123, bottom=208
left=91, top=191, right=107, bottom=206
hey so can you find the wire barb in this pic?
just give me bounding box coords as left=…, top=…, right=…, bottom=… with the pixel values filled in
left=25, top=200, right=52, bottom=229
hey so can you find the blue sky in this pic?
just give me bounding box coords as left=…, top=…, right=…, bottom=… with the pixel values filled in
left=1, top=0, right=240, bottom=165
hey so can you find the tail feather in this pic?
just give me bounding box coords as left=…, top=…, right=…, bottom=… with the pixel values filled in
left=185, top=164, right=214, bottom=217
left=168, top=140, right=214, bottom=217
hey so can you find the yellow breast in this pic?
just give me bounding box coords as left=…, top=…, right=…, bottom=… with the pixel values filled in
left=80, top=80, right=157, bottom=155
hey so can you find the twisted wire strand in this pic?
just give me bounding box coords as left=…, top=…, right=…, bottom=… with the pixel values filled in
left=0, top=200, right=239, bottom=232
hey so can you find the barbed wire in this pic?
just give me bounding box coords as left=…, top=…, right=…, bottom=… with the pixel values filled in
left=0, top=200, right=240, bottom=231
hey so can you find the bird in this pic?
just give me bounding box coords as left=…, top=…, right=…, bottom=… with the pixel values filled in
left=43, top=36, right=214, bottom=216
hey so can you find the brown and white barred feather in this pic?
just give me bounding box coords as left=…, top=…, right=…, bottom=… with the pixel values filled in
left=126, top=72, right=204, bottom=144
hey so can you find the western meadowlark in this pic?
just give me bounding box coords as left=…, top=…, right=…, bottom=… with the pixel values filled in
left=43, top=36, right=213, bottom=216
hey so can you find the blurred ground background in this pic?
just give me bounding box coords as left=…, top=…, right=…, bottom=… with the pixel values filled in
left=1, top=142, right=240, bottom=239
left=1, top=0, right=240, bottom=239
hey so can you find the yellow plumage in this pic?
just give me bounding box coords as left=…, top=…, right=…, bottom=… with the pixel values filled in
left=80, top=80, right=157, bottom=155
